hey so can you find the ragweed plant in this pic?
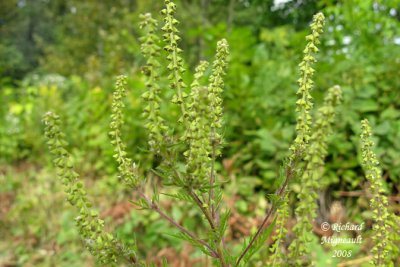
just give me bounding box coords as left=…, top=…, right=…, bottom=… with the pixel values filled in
left=245, top=12, right=330, bottom=267
left=360, top=119, right=398, bottom=267
left=288, top=85, right=342, bottom=266
left=43, top=1, right=389, bottom=266
left=235, top=12, right=332, bottom=267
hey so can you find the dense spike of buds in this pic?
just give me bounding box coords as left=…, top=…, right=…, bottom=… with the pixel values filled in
left=183, top=60, right=210, bottom=188
left=290, top=12, right=325, bottom=159
left=360, top=119, right=395, bottom=267
left=208, top=39, right=229, bottom=157
left=288, top=85, right=342, bottom=265
left=161, top=0, right=187, bottom=118
left=283, top=15, right=326, bottom=264
left=43, top=112, right=139, bottom=264
left=109, top=76, right=140, bottom=187
left=267, top=195, right=289, bottom=266
left=139, top=13, right=168, bottom=154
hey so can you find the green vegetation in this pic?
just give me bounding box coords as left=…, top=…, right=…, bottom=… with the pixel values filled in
left=1, top=0, right=399, bottom=266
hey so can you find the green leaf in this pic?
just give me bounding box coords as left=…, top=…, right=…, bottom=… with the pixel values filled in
left=352, top=99, right=379, bottom=112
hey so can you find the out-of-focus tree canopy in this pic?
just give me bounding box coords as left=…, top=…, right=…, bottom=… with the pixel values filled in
left=0, top=0, right=328, bottom=82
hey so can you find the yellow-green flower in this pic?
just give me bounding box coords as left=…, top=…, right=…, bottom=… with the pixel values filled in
left=161, top=0, right=187, bottom=118
left=140, top=13, right=168, bottom=154
left=109, top=76, right=140, bottom=187
left=360, top=119, right=395, bottom=267
left=44, top=112, right=140, bottom=265
left=290, top=12, right=325, bottom=159
left=288, top=85, right=342, bottom=266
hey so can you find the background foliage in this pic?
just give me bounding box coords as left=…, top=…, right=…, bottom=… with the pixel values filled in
left=1, top=0, right=399, bottom=266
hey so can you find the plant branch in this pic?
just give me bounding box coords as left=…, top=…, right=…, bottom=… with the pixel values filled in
left=187, top=188, right=228, bottom=267
left=188, top=188, right=216, bottom=230
left=139, top=192, right=219, bottom=258
left=235, top=205, right=276, bottom=267
left=235, top=154, right=300, bottom=267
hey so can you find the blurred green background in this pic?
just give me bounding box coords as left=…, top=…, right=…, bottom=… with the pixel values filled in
left=0, top=0, right=399, bottom=266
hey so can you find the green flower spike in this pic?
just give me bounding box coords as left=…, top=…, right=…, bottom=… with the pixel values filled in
left=290, top=12, right=325, bottom=159
left=109, top=75, right=140, bottom=188
left=288, top=85, right=342, bottom=266
left=208, top=38, right=229, bottom=157
left=267, top=195, right=289, bottom=266
left=140, top=13, right=168, bottom=154
left=360, top=119, right=396, bottom=267
left=161, top=0, right=187, bottom=118
left=43, top=112, right=140, bottom=265
left=183, top=60, right=210, bottom=188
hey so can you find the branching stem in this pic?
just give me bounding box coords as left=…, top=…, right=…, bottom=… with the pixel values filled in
left=139, top=192, right=219, bottom=258
left=187, top=188, right=228, bottom=267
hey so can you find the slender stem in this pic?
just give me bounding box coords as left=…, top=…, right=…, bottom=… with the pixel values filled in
left=217, top=243, right=228, bottom=267
left=167, top=153, right=228, bottom=266
left=188, top=188, right=228, bottom=267
left=188, top=188, right=216, bottom=229
left=139, top=192, right=219, bottom=258
left=235, top=154, right=300, bottom=267
left=235, top=206, right=276, bottom=267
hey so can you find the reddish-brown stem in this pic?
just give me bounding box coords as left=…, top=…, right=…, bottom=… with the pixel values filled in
left=235, top=206, right=276, bottom=267
left=189, top=188, right=216, bottom=229
left=235, top=154, right=300, bottom=267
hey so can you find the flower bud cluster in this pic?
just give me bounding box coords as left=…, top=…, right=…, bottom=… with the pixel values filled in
left=289, top=85, right=342, bottom=265
left=208, top=39, right=229, bottom=157
left=267, top=195, right=289, bottom=266
left=109, top=76, right=139, bottom=187
left=290, top=12, right=325, bottom=158
left=43, top=112, right=130, bottom=264
left=360, top=119, right=393, bottom=267
left=161, top=0, right=187, bottom=116
left=183, top=61, right=210, bottom=188
left=140, top=13, right=168, bottom=153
